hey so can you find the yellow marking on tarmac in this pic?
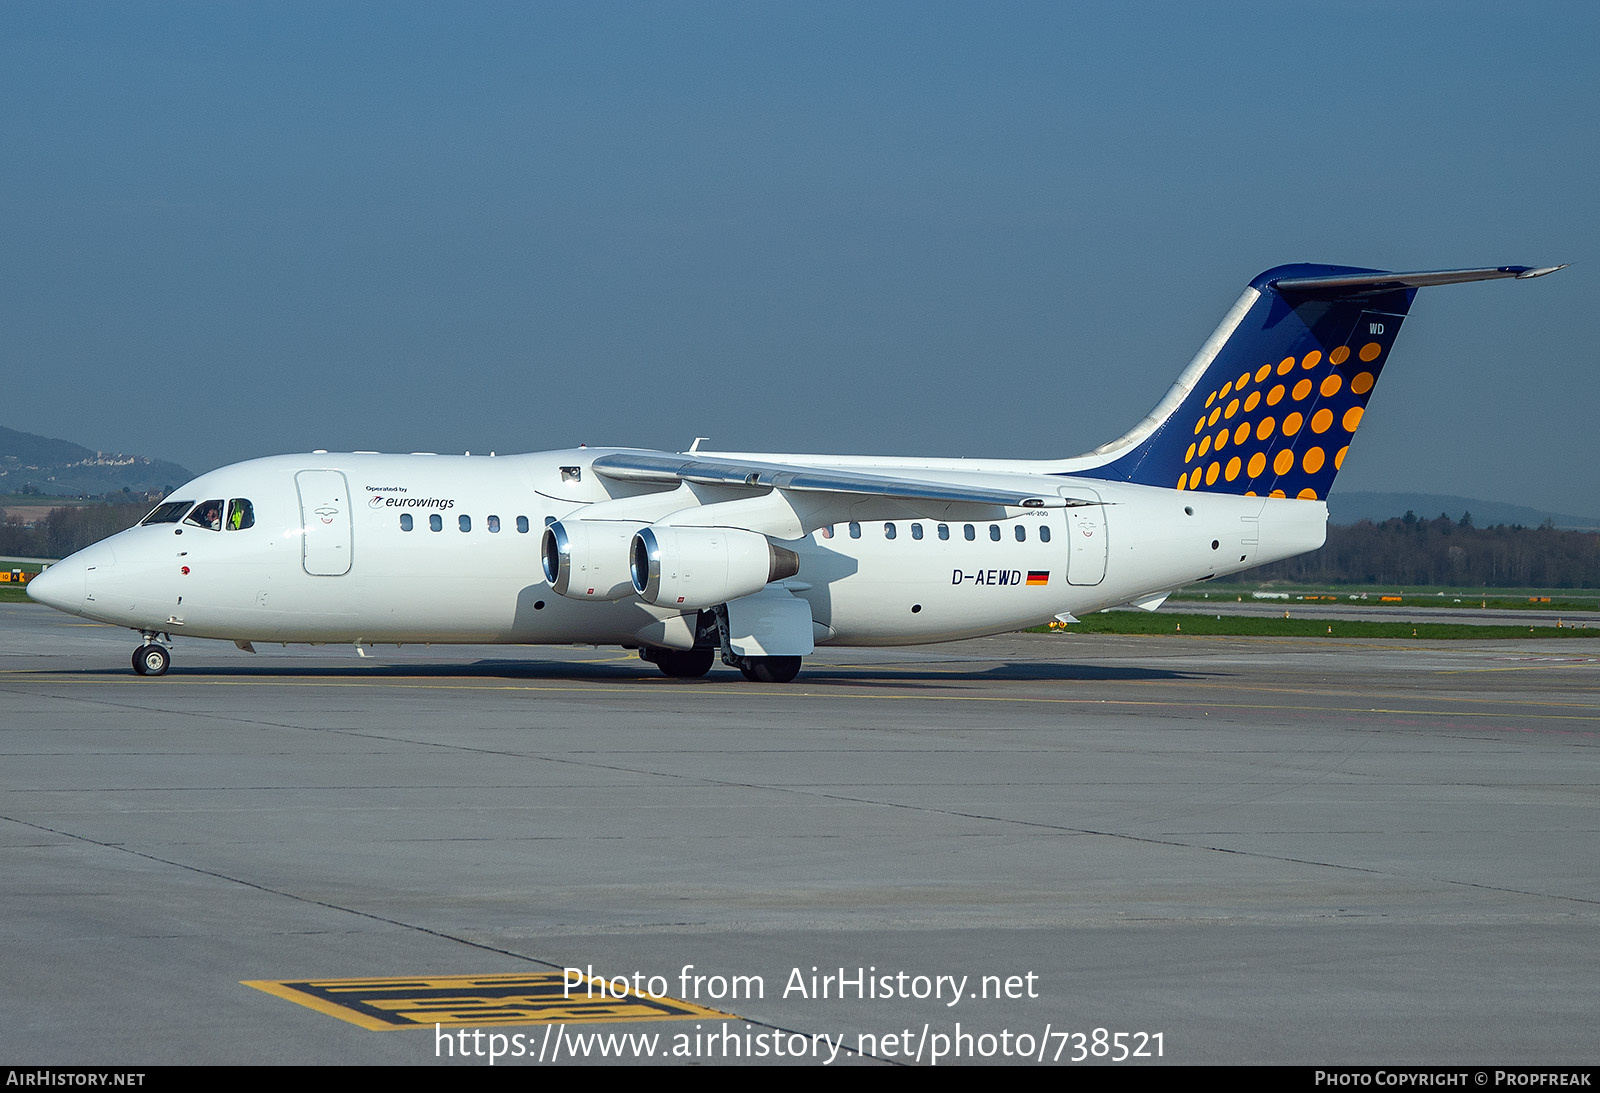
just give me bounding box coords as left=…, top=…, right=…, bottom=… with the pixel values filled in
left=243, top=972, right=732, bottom=1031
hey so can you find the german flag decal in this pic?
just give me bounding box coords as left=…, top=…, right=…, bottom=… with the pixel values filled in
left=1026, top=571, right=1050, bottom=586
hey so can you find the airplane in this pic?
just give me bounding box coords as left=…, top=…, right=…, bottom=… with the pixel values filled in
left=27, top=262, right=1563, bottom=682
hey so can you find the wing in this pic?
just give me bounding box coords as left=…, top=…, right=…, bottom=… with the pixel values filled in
left=575, top=450, right=1101, bottom=542
left=590, top=451, right=1093, bottom=510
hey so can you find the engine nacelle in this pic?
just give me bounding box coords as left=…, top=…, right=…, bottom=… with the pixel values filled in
left=630, top=526, right=800, bottom=610
left=541, top=519, right=644, bottom=600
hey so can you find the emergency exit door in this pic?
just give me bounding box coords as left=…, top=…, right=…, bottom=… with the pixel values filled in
left=1064, top=487, right=1107, bottom=586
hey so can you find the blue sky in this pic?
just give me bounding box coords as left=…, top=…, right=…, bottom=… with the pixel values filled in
left=3, top=2, right=1594, bottom=513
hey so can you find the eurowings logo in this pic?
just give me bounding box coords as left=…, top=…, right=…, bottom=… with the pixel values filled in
left=379, top=496, right=456, bottom=510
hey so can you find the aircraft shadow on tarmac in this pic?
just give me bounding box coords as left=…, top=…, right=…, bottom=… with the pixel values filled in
left=44, top=657, right=1201, bottom=685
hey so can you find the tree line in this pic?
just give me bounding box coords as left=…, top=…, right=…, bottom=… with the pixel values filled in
left=1225, top=512, right=1600, bottom=589
left=0, top=501, right=153, bottom=559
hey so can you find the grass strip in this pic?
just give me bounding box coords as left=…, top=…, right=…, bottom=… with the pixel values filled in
left=1034, top=612, right=1599, bottom=639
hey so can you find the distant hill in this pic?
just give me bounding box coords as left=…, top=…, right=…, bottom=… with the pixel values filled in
left=1328, top=491, right=1600, bottom=531
left=0, top=425, right=193, bottom=497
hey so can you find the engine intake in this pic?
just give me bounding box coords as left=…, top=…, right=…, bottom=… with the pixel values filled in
left=541, top=519, right=644, bottom=600
left=630, top=526, right=800, bottom=610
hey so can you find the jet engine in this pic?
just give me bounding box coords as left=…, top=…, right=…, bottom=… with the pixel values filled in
left=541, top=519, right=644, bottom=600
left=630, top=526, right=800, bottom=610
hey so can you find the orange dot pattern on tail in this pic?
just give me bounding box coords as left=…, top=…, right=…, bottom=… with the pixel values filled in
left=1175, top=340, right=1388, bottom=500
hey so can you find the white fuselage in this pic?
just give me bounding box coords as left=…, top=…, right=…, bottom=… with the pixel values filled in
left=35, top=449, right=1327, bottom=651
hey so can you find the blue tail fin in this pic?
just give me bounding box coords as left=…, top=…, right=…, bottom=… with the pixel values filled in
left=1076, top=263, right=1559, bottom=501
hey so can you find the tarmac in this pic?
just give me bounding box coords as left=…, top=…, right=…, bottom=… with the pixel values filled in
left=2, top=602, right=1597, bottom=1065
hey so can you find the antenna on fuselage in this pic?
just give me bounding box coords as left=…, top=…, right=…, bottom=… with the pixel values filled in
left=689, top=437, right=710, bottom=453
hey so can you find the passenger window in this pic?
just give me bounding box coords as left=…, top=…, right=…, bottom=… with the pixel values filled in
left=989, top=524, right=1001, bottom=541
left=884, top=522, right=897, bottom=540
left=429, top=514, right=443, bottom=532
left=938, top=524, right=950, bottom=541
left=1015, top=525, right=1026, bottom=542
left=400, top=514, right=413, bottom=532
left=963, top=524, right=975, bottom=541
left=849, top=522, right=861, bottom=539
left=459, top=514, right=471, bottom=533
left=517, top=516, right=530, bottom=533
left=226, top=499, right=254, bottom=530
left=184, top=500, right=225, bottom=531
left=911, top=523, right=923, bottom=540
left=487, top=515, right=500, bottom=533
left=1040, top=525, right=1051, bottom=543
left=141, top=501, right=192, bottom=526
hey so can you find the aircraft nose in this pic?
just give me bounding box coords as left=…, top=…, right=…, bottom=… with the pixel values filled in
left=26, top=540, right=114, bottom=616
left=26, top=558, right=85, bottom=612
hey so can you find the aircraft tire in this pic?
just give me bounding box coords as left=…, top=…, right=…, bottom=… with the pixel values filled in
left=738, top=656, right=802, bottom=684
left=654, top=647, right=715, bottom=679
left=132, top=644, right=170, bottom=677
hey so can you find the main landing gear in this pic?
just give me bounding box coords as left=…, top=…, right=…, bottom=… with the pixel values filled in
left=131, top=632, right=172, bottom=677
left=736, top=656, right=802, bottom=683
left=640, top=646, right=803, bottom=683
left=641, top=646, right=716, bottom=678
left=639, top=609, right=805, bottom=683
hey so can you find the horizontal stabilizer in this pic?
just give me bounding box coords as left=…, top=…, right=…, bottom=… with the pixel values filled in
left=1271, top=265, right=1566, bottom=295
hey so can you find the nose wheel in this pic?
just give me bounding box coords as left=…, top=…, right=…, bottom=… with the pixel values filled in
left=132, top=643, right=170, bottom=677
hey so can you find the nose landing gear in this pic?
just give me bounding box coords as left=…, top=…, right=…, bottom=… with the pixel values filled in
left=131, top=632, right=172, bottom=676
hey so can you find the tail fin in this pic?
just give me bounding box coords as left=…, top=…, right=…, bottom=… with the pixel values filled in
left=1077, top=264, right=1561, bottom=501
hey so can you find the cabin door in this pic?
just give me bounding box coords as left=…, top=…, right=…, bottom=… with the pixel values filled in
left=296, top=470, right=353, bottom=576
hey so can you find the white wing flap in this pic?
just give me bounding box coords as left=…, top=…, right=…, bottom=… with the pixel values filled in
left=591, top=452, right=1090, bottom=509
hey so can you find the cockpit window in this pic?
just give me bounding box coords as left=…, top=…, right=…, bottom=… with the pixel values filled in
left=184, top=500, right=225, bottom=531
left=226, top=499, right=255, bottom=531
left=140, top=501, right=192, bottom=526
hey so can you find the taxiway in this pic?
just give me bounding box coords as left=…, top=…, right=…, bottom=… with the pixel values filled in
left=2, top=604, right=1596, bottom=1064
